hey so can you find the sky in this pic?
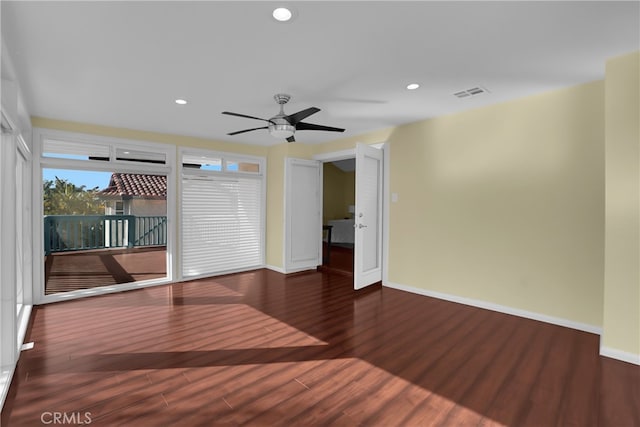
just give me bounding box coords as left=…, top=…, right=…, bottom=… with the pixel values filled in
left=42, top=169, right=112, bottom=190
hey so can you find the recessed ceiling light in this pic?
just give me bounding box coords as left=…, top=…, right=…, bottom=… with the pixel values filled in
left=175, top=99, right=187, bottom=105
left=406, top=83, right=420, bottom=90
left=273, top=7, right=292, bottom=22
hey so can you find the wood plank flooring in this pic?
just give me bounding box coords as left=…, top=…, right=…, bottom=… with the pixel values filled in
left=319, top=243, right=354, bottom=276
left=2, top=269, right=639, bottom=426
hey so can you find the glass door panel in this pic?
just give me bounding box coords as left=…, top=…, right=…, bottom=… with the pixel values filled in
left=43, top=168, right=168, bottom=295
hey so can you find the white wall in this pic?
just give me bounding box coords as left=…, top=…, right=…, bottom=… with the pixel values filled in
left=0, top=38, right=34, bottom=410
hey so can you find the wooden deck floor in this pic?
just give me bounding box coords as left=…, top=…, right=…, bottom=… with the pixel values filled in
left=45, top=246, right=166, bottom=294
left=3, top=269, right=639, bottom=426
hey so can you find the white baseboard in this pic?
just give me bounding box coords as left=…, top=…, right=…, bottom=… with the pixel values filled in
left=600, top=346, right=640, bottom=365
left=0, top=362, right=16, bottom=412
left=383, top=280, right=602, bottom=335
left=17, top=305, right=32, bottom=347
left=265, top=265, right=286, bottom=274
left=1, top=305, right=32, bottom=412
left=266, top=265, right=317, bottom=275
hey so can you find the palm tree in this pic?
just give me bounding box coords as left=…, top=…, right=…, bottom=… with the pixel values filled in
left=43, top=177, right=103, bottom=215
left=43, top=177, right=105, bottom=251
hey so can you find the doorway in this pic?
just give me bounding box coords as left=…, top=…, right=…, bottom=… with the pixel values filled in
left=284, top=144, right=386, bottom=287
left=314, top=143, right=387, bottom=289
left=320, top=158, right=355, bottom=276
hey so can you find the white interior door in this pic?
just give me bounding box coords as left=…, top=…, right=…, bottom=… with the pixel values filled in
left=354, top=143, right=383, bottom=289
left=285, top=158, right=322, bottom=272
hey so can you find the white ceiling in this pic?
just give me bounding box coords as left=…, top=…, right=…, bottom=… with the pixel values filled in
left=2, top=1, right=638, bottom=146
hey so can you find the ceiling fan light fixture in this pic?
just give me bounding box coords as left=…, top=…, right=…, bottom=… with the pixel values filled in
left=272, top=7, right=292, bottom=22
left=269, top=123, right=295, bottom=139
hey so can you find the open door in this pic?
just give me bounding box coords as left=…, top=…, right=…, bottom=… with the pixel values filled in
left=354, top=143, right=383, bottom=289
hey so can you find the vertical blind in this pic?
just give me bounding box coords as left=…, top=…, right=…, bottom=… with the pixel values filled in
left=181, top=175, right=263, bottom=277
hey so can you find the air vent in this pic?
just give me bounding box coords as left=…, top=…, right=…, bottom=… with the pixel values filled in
left=453, top=86, right=489, bottom=99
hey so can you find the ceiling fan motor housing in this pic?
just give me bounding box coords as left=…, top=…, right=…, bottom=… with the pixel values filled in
left=270, top=95, right=295, bottom=137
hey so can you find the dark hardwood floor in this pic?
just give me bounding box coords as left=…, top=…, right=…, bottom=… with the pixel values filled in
left=320, top=243, right=353, bottom=276
left=2, top=269, right=639, bottom=426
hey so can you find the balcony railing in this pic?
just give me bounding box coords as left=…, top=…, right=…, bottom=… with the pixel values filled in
left=44, top=215, right=167, bottom=255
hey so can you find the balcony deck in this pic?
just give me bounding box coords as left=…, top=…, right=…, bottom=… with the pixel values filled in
left=44, top=246, right=167, bottom=295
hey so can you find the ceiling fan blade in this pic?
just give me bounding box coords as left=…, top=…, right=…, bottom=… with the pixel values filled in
left=286, top=136, right=296, bottom=143
left=227, top=126, right=268, bottom=136
left=286, top=107, right=320, bottom=125
left=296, top=122, right=345, bottom=133
left=222, top=111, right=274, bottom=124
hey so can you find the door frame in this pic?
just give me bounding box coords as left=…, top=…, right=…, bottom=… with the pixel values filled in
left=312, top=142, right=390, bottom=286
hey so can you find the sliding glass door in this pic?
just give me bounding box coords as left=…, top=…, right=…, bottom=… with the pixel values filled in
left=34, top=128, right=175, bottom=302
left=42, top=168, right=168, bottom=295
left=0, top=128, right=32, bottom=382
left=15, top=142, right=30, bottom=325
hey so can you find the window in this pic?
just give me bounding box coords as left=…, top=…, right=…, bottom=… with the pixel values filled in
left=181, top=150, right=265, bottom=278
left=116, top=148, right=166, bottom=164
left=182, top=154, right=260, bottom=174
left=42, top=138, right=167, bottom=165
left=43, top=138, right=109, bottom=161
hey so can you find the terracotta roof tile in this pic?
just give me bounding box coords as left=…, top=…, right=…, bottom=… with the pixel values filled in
left=99, top=173, right=166, bottom=199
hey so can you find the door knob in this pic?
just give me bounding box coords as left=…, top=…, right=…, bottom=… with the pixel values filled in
left=358, top=224, right=367, bottom=229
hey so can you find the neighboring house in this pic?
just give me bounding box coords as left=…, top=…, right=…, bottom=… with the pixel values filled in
left=97, top=173, right=167, bottom=248
left=98, top=173, right=167, bottom=216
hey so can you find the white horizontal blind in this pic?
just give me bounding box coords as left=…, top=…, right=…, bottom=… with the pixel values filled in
left=43, top=138, right=110, bottom=159
left=182, top=175, right=263, bottom=277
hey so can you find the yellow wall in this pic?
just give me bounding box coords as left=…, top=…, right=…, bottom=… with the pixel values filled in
left=386, top=81, right=605, bottom=328
left=265, top=143, right=287, bottom=268
left=323, top=163, right=354, bottom=223
left=344, top=171, right=355, bottom=215
left=602, top=51, right=640, bottom=358
left=264, top=142, right=313, bottom=268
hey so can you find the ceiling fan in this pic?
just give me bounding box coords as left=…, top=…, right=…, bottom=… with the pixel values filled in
left=223, top=94, right=345, bottom=142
